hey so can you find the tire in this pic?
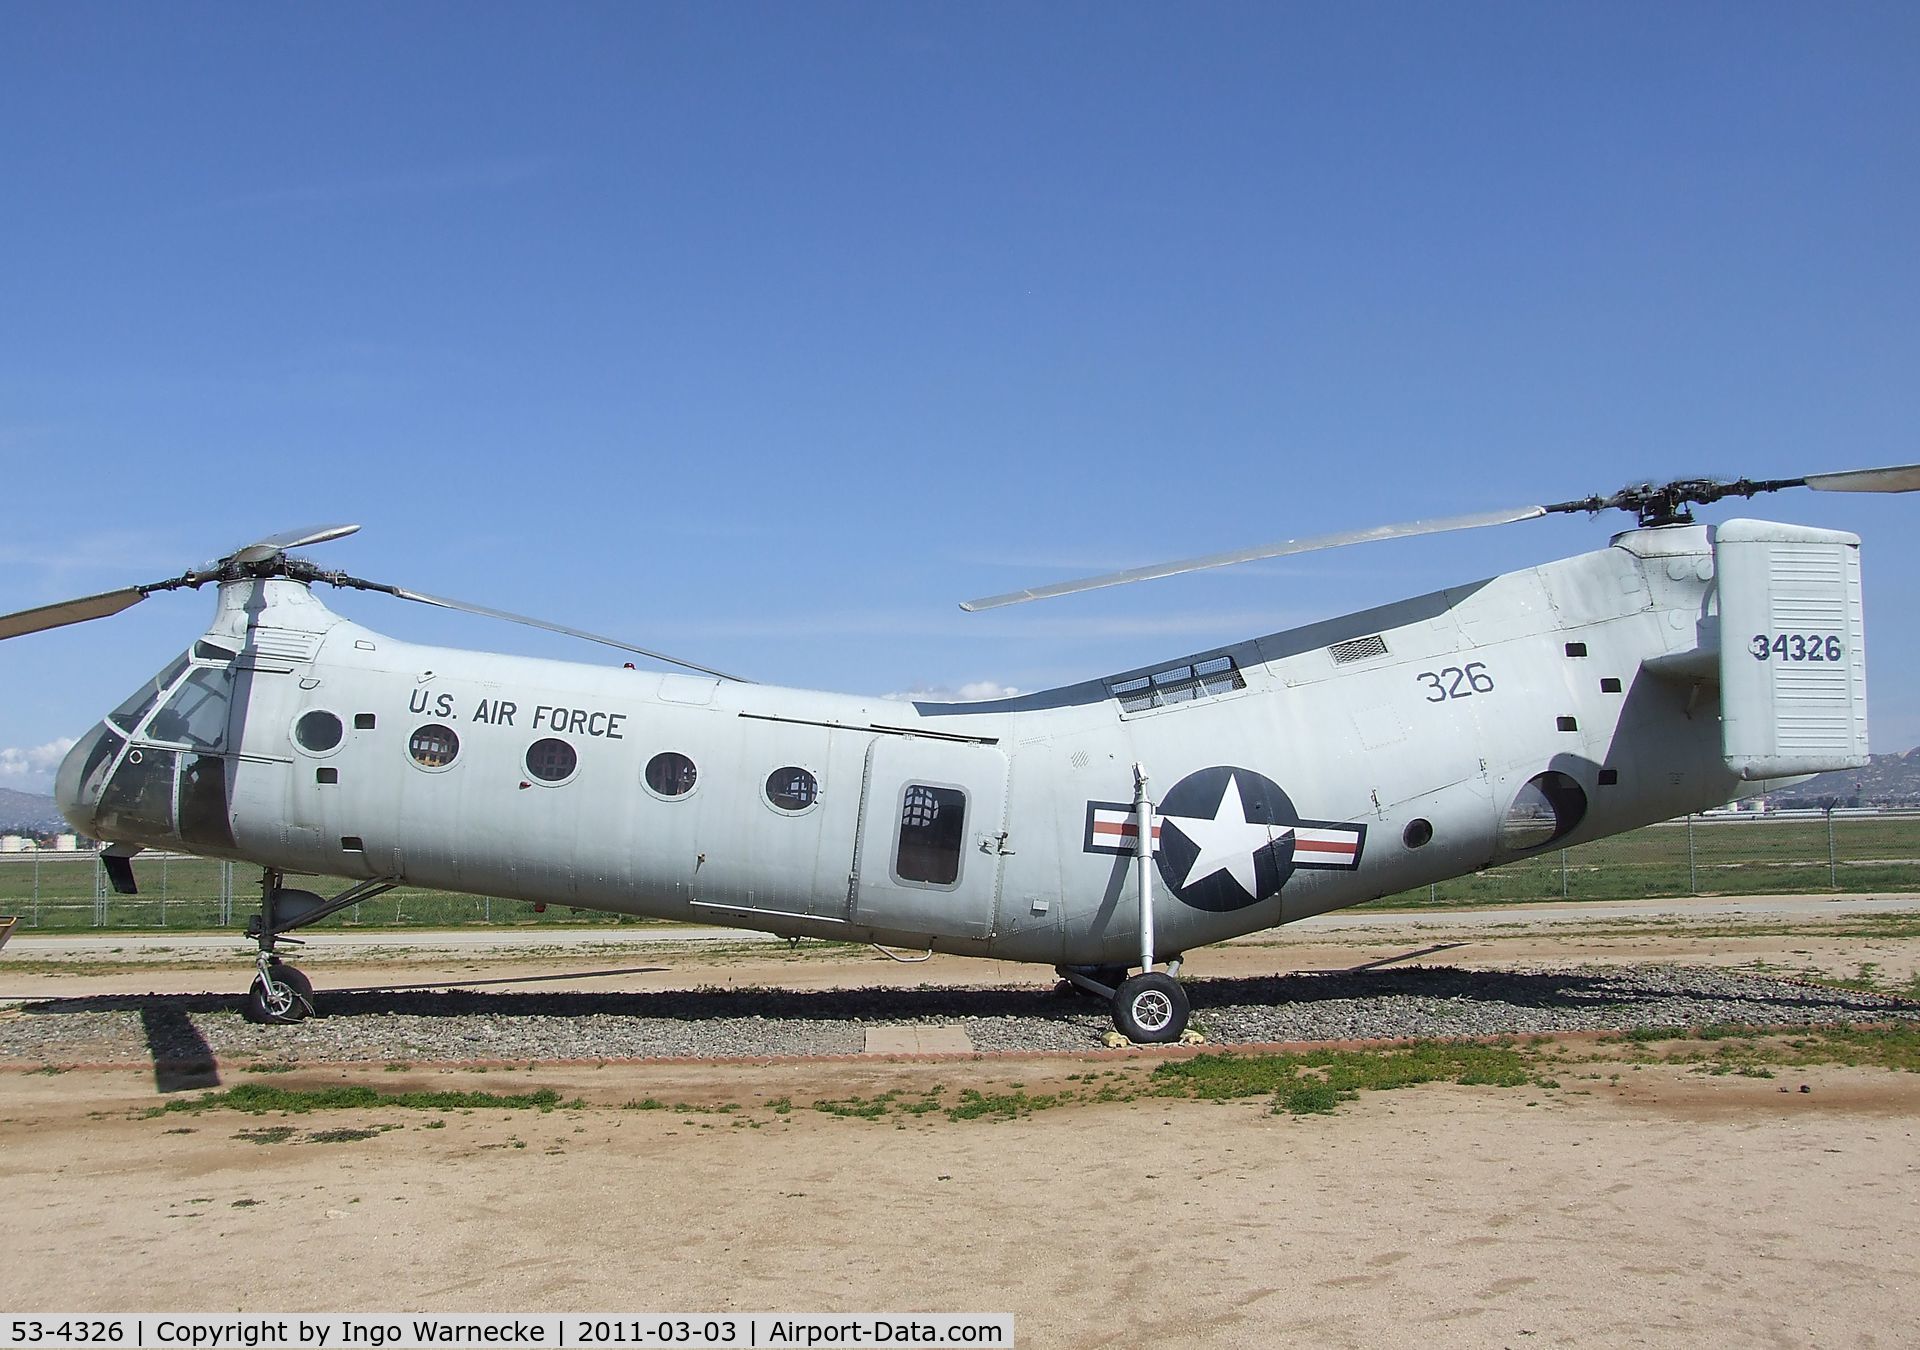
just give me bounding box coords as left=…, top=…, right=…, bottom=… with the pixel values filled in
left=244, top=964, right=312, bottom=1025
left=1112, top=971, right=1189, bottom=1044
left=278, top=964, right=314, bottom=1011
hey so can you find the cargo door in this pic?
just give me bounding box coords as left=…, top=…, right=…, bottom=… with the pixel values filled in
left=851, top=738, right=1008, bottom=941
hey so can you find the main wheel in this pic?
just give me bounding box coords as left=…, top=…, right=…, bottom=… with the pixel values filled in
left=244, top=964, right=313, bottom=1025
left=1112, top=971, right=1189, bottom=1044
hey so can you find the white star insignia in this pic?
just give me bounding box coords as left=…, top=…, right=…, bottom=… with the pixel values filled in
left=1161, top=773, right=1290, bottom=898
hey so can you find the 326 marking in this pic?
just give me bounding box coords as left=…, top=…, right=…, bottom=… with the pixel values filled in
left=1417, top=662, right=1494, bottom=702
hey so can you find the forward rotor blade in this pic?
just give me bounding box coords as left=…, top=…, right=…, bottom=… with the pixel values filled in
left=1802, top=462, right=1920, bottom=494
left=0, top=587, right=148, bottom=641
left=229, top=523, right=362, bottom=565
left=959, top=505, right=1549, bottom=611
left=383, top=585, right=750, bottom=683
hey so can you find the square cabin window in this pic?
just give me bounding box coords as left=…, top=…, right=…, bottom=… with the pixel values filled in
left=895, top=784, right=967, bottom=886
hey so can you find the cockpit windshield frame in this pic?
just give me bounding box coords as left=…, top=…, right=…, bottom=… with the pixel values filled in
left=143, top=665, right=234, bottom=751
left=108, top=652, right=191, bottom=733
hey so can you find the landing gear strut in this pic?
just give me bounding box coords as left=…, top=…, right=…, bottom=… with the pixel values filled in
left=1061, top=763, right=1195, bottom=1045
left=240, top=867, right=396, bottom=1025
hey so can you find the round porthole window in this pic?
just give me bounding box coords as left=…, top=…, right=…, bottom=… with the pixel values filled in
left=295, top=710, right=343, bottom=753
left=409, top=723, right=460, bottom=769
left=1402, top=817, right=1433, bottom=849
left=646, top=751, right=697, bottom=797
left=526, top=738, right=578, bottom=783
left=766, top=766, right=818, bottom=811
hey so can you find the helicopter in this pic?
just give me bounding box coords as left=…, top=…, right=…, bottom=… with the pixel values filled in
left=2, top=463, right=1913, bottom=1042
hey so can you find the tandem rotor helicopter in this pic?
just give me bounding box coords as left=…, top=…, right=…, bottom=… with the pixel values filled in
left=4, top=463, right=1915, bottom=1041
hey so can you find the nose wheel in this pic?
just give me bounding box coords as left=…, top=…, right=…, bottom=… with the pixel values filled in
left=238, top=868, right=396, bottom=1027
left=244, top=958, right=314, bottom=1024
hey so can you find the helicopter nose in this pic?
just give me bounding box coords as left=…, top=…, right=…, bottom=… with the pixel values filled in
left=53, top=725, right=109, bottom=837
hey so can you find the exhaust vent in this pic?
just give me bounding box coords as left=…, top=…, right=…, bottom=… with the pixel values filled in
left=1329, top=635, right=1389, bottom=665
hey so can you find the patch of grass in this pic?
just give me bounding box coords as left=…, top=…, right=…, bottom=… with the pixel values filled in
left=1776, top=1023, right=1920, bottom=1072
left=305, top=1126, right=386, bottom=1144
left=901, top=1089, right=945, bottom=1117
left=233, top=1126, right=296, bottom=1145
left=154, top=1084, right=573, bottom=1116
left=813, top=1091, right=901, bottom=1119
left=945, top=1088, right=1066, bottom=1121
left=1589, top=1022, right=1920, bottom=1078
left=1279, top=1081, right=1341, bottom=1115
left=1152, top=1041, right=1536, bottom=1116
left=242, top=1062, right=297, bottom=1074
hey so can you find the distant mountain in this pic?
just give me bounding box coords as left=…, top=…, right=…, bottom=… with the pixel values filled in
left=0, top=788, right=66, bottom=834
left=1773, top=748, right=1920, bottom=807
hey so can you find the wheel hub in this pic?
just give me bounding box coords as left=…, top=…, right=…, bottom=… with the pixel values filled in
left=1132, top=990, right=1174, bottom=1032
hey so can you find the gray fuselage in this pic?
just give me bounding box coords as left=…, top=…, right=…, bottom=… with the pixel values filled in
left=56, top=523, right=1777, bottom=966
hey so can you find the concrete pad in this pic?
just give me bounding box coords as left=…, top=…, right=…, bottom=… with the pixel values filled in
left=862, top=1023, right=974, bottom=1055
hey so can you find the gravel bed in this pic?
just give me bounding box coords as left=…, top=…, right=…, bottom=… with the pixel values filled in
left=1, top=965, right=1914, bottom=1066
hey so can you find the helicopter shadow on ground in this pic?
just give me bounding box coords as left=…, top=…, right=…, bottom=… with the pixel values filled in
left=138, top=1005, right=221, bottom=1094
left=18, top=963, right=1904, bottom=1033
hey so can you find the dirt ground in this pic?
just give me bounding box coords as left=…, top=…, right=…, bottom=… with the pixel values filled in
left=3, top=902, right=1918, bottom=1348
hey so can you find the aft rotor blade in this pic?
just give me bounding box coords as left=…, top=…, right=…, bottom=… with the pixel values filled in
left=959, top=505, right=1549, bottom=612
left=229, top=523, right=362, bottom=565
left=382, top=585, right=751, bottom=683
left=0, top=587, right=149, bottom=641
left=1802, top=462, right=1920, bottom=494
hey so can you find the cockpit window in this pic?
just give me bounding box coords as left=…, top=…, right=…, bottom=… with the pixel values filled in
left=145, top=668, right=232, bottom=750
left=109, top=653, right=190, bottom=733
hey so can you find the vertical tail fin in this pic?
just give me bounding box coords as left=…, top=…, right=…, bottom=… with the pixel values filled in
left=1715, top=520, right=1869, bottom=780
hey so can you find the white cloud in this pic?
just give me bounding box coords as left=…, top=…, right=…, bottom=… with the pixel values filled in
left=0, top=738, right=77, bottom=787
left=883, top=681, right=1022, bottom=704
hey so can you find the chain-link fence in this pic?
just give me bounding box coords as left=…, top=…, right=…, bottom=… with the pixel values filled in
left=1370, top=810, right=1920, bottom=909
left=0, top=853, right=665, bottom=932
left=1, top=811, right=1916, bottom=931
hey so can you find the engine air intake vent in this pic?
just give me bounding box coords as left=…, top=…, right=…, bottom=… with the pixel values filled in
left=1329, top=635, right=1390, bottom=665
left=1107, top=654, right=1245, bottom=713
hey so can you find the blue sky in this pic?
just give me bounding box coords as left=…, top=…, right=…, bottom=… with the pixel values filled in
left=3, top=3, right=1918, bottom=791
